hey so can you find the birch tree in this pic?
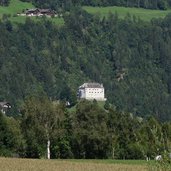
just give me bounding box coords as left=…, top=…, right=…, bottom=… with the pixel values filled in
left=22, top=95, right=64, bottom=159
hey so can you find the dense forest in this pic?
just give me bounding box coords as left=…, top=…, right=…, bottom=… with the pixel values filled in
left=20, top=0, right=171, bottom=10
left=1, top=96, right=171, bottom=159
left=0, top=9, right=171, bottom=121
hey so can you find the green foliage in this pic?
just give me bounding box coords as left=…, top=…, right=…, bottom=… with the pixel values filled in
left=0, top=4, right=171, bottom=160
left=1, top=1, right=171, bottom=160
left=0, top=112, right=25, bottom=157
left=104, top=100, right=110, bottom=110
left=21, top=95, right=66, bottom=158
left=0, top=97, right=171, bottom=159
left=72, top=100, right=110, bottom=159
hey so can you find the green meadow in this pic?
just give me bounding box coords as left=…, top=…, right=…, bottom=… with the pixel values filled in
left=83, top=6, right=171, bottom=21
left=0, top=0, right=34, bottom=16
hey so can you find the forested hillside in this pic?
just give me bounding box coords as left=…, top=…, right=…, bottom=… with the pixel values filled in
left=20, top=0, right=171, bottom=10
left=0, top=9, right=171, bottom=121
left=0, top=0, right=171, bottom=160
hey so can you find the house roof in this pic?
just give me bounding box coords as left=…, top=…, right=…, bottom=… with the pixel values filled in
left=25, top=8, right=55, bottom=14
left=40, top=9, right=51, bottom=12
left=79, top=83, right=103, bottom=88
left=26, top=8, right=39, bottom=13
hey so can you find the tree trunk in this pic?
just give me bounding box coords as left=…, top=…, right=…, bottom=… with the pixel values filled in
left=112, top=147, right=115, bottom=159
left=47, top=139, right=50, bottom=159
left=137, top=0, right=140, bottom=8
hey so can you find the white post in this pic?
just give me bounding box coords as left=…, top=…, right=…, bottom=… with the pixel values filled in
left=47, top=139, right=50, bottom=159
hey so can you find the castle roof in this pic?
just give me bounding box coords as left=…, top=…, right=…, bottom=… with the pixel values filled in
left=79, top=83, right=103, bottom=88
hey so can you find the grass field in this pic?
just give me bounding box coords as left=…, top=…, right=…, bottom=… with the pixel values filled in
left=69, top=159, right=148, bottom=165
left=0, top=158, right=148, bottom=171
left=83, top=6, right=171, bottom=21
left=0, top=0, right=64, bottom=25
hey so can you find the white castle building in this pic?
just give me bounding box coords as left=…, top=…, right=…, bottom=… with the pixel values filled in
left=78, top=83, right=106, bottom=101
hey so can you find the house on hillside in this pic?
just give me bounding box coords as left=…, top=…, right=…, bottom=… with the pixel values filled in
left=26, top=8, right=56, bottom=16
left=0, top=102, right=11, bottom=114
left=18, top=8, right=57, bottom=17
left=78, top=83, right=106, bottom=101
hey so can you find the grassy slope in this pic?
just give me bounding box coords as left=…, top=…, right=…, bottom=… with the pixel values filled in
left=83, top=6, right=171, bottom=21
left=0, top=158, right=147, bottom=171
left=0, top=0, right=64, bottom=24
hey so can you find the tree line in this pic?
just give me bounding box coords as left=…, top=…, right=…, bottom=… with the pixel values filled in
left=1, top=0, right=170, bottom=10
left=20, top=0, right=171, bottom=10
left=1, top=95, right=171, bottom=160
